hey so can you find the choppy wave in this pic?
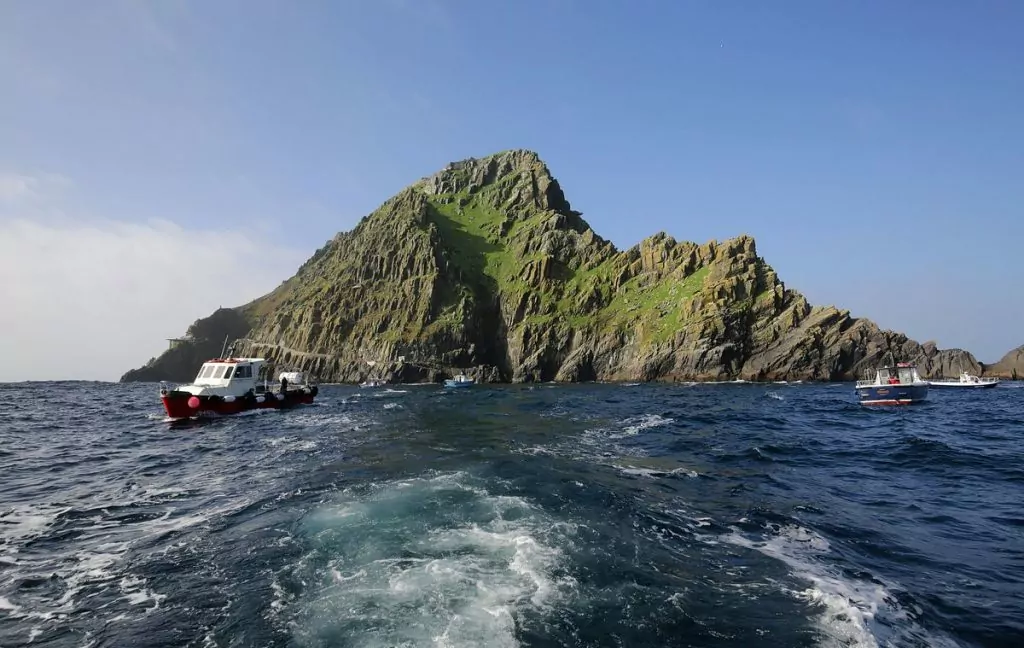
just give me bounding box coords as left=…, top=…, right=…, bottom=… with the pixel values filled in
left=1, top=380, right=1021, bottom=646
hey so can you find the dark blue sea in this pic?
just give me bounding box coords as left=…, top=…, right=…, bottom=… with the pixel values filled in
left=1, top=381, right=1022, bottom=647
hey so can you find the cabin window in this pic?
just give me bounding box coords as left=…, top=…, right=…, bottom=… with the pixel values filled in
left=200, top=365, right=215, bottom=379
left=235, top=365, right=252, bottom=379
left=223, top=366, right=234, bottom=380
left=213, top=365, right=227, bottom=379
left=898, top=368, right=913, bottom=383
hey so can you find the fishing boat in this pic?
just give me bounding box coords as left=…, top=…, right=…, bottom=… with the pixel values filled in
left=159, top=357, right=317, bottom=419
left=855, top=362, right=929, bottom=405
left=360, top=379, right=385, bottom=388
left=928, top=371, right=1000, bottom=389
left=444, top=374, right=475, bottom=389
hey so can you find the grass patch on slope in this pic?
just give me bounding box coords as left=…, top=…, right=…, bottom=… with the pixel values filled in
left=423, top=182, right=715, bottom=342
left=600, top=266, right=711, bottom=341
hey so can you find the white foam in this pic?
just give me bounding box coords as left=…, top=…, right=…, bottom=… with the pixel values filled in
left=279, top=411, right=368, bottom=431
left=723, top=523, right=963, bottom=648
left=514, top=445, right=555, bottom=457
left=0, top=503, right=72, bottom=556
left=612, top=413, right=674, bottom=438
left=119, top=575, right=166, bottom=609
left=615, top=465, right=699, bottom=479
left=288, top=472, right=576, bottom=647
left=516, top=412, right=679, bottom=464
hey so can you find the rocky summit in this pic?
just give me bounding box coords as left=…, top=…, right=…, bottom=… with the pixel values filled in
left=123, top=150, right=1005, bottom=384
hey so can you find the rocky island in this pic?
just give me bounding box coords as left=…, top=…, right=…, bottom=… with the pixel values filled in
left=122, top=150, right=1016, bottom=384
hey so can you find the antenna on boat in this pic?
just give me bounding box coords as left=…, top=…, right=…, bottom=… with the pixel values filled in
left=219, top=334, right=230, bottom=359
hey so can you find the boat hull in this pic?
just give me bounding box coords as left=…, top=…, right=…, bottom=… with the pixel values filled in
left=443, top=380, right=474, bottom=388
left=161, top=387, right=317, bottom=419
left=856, top=383, right=929, bottom=405
left=928, top=381, right=1000, bottom=389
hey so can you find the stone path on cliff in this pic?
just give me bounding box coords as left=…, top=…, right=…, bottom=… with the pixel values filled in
left=236, top=339, right=338, bottom=361
left=235, top=339, right=450, bottom=373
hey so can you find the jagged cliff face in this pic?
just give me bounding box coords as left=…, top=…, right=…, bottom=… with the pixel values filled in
left=986, top=346, right=1024, bottom=380
left=123, top=150, right=996, bottom=384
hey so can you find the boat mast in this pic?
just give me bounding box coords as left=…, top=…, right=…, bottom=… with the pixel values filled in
left=219, top=335, right=230, bottom=358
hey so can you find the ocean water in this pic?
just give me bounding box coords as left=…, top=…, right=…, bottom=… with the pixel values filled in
left=1, top=381, right=1022, bottom=648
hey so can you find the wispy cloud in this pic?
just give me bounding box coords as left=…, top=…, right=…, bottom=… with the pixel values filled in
left=0, top=172, right=70, bottom=204
left=0, top=177, right=307, bottom=382
left=0, top=173, right=38, bottom=202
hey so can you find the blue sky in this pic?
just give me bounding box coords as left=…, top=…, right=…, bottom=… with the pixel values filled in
left=1, top=1, right=1021, bottom=379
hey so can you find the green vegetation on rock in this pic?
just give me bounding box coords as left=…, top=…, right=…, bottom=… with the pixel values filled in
left=122, top=149, right=993, bottom=384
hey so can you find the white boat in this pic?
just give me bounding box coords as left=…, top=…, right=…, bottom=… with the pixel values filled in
left=444, top=374, right=475, bottom=388
left=160, top=360, right=317, bottom=419
left=856, top=362, right=929, bottom=405
left=360, top=379, right=385, bottom=388
left=928, top=371, right=1000, bottom=389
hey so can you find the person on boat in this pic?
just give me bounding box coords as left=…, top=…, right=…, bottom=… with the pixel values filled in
left=280, top=375, right=288, bottom=394
left=888, top=375, right=900, bottom=384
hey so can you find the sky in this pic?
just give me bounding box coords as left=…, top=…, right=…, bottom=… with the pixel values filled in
left=1, top=0, right=1021, bottom=381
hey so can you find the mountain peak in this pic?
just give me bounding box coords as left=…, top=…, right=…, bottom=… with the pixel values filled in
left=123, top=150, right=985, bottom=385
left=417, top=149, right=571, bottom=216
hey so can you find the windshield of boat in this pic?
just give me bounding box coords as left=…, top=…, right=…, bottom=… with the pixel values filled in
left=194, top=363, right=241, bottom=382
left=897, top=367, right=914, bottom=383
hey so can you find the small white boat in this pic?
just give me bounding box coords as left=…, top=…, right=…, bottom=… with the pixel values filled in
left=360, top=379, right=385, bottom=388
left=444, top=374, right=475, bottom=388
left=928, top=371, right=1000, bottom=389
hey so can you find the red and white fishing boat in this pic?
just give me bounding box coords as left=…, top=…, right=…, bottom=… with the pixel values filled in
left=159, top=356, right=318, bottom=419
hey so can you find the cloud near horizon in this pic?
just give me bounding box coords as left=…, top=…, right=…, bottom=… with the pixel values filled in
left=0, top=212, right=306, bottom=382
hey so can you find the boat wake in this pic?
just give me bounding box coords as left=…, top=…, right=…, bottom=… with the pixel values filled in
left=278, top=471, right=578, bottom=648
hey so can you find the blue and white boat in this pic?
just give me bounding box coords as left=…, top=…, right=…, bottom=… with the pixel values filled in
left=444, top=374, right=475, bottom=389
left=855, top=362, right=929, bottom=405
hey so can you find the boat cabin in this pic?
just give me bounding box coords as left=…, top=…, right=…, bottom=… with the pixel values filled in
left=857, top=362, right=924, bottom=387
left=877, top=363, right=920, bottom=385
left=278, top=371, right=309, bottom=386
left=192, top=358, right=265, bottom=391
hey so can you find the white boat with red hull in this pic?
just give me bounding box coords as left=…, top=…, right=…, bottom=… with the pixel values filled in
left=160, top=357, right=318, bottom=419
